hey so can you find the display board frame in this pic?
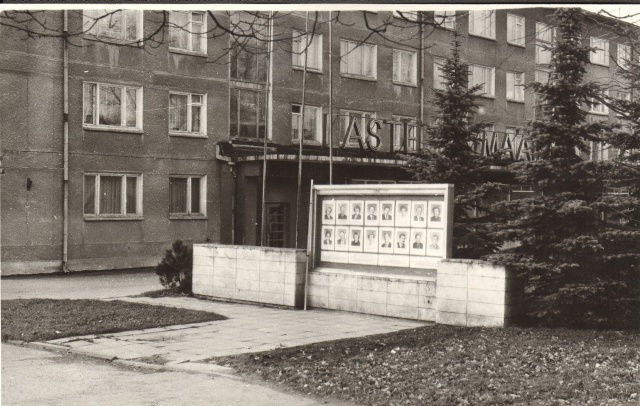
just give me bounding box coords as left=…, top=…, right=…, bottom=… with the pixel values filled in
left=311, top=184, right=453, bottom=272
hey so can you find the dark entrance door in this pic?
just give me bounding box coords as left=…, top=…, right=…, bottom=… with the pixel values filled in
left=266, top=203, right=287, bottom=247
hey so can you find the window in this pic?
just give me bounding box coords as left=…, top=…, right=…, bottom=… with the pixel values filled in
left=169, top=11, right=206, bottom=54
left=469, top=64, right=495, bottom=97
left=507, top=14, right=525, bottom=46
left=83, top=173, right=142, bottom=218
left=435, top=10, right=455, bottom=30
left=617, top=43, right=631, bottom=68
left=393, top=11, right=419, bottom=21
left=469, top=10, right=495, bottom=39
left=292, top=104, right=322, bottom=142
left=230, top=13, right=268, bottom=82
left=392, top=116, right=418, bottom=152
left=340, top=110, right=376, bottom=146
left=536, top=22, right=555, bottom=65
left=393, top=49, right=417, bottom=86
left=590, top=37, right=609, bottom=66
left=340, top=40, right=377, bottom=80
left=83, top=82, right=143, bottom=130
left=506, top=71, right=525, bottom=101
left=84, top=10, right=142, bottom=41
left=169, top=93, right=205, bottom=135
left=169, top=176, right=206, bottom=216
left=266, top=203, right=288, bottom=247
left=535, top=69, right=550, bottom=84
left=433, top=58, right=448, bottom=90
left=589, top=96, right=609, bottom=115
left=292, top=31, right=323, bottom=72
left=230, top=88, right=266, bottom=138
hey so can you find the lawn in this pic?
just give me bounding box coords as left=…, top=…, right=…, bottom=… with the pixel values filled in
left=1, top=298, right=226, bottom=342
left=216, top=325, right=640, bottom=406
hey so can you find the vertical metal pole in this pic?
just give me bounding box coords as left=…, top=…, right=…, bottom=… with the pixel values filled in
left=62, top=10, right=69, bottom=272
left=260, top=11, right=273, bottom=247
left=328, top=11, right=333, bottom=185
left=418, top=12, right=425, bottom=151
left=295, top=11, right=310, bottom=248
left=303, top=179, right=314, bottom=310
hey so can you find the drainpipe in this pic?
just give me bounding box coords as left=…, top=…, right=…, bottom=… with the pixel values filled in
left=62, top=10, right=69, bottom=272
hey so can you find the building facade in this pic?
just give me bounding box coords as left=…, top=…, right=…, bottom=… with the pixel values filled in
left=0, top=8, right=633, bottom=274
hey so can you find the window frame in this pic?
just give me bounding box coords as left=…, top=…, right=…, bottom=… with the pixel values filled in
left=168, top=92, right=207, bottom=137
left=393, top=11, right=419, bottom=21
left=292, top=30, right=323, bottom=73
left=392, top=48, right=418, bottom=86
left=339, top=109, right=376, bottom=147
left=83, top=10, right=144, bottom=43
left=169, top=11, right=207, bottom=55
left=168, top=175, right=207, bottom=218
left=617, top=43, right=631, bottom=69
left=590, top=37, right=609, bottom=67
left=291, top=104, right=323, bottom=143
left=589, top=93, right=609, bottom=115
left=507, top=14, right=525, bottom=47
left=469, top=64, right=495, bottom=98
left=83, top=82, right=143, bottom=132
left=468, top=10, right=496, bottom=40
left=536, top=22, right=555, bottom=65
left=83, top=173, right=143, bottom=220
left=392, top=115, right=419, bottom=153
left=506, top=71, right=525, bottom=102
left=340, top=39, right=378, bottom=81
left=435, top=10, right=456, bottom=30
left=229, top=87, right=267, bottom=139
left=433, top=57, right=448, bottom=90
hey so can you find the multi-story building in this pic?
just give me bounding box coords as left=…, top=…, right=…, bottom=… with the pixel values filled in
left=0, top=8, right=634, bottom=274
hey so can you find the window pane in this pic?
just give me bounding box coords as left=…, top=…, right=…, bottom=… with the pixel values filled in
left=230, top=91, right=238, bottom=136
left=303, top=107, right=316, bottom=140
left=84, top=175, right=96, bottom=214
left=169, top=178, right=188, bottom=213
left=99, top=10, right=122, bottom=38
left=239, top=91, right=257, bottom=137
left=192, top=20, right=203, bottom=52
left=191, top=104, right=201, bottom=133
left=124, top=10, right=138, bottom=40
left=125, top=88, right=137, bottom=127
left=100, top=176, right=122, bottom=214
left=170, top=12, right=189, bottom=49
left=191, top=178, right=201, bottom=214
left=169, top=94, right=188, bottom=131
left=99, top=85, right=122, bottom=126
left=126, top=177, right=137, bottom=214
left=84, top=83, right=95, bottom=125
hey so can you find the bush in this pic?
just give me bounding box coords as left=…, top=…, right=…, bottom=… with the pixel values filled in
left=155, top=240, right=193, bottom=293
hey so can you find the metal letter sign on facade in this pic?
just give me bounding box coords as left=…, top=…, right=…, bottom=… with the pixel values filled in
left=309, top=184, right=453, bottom=271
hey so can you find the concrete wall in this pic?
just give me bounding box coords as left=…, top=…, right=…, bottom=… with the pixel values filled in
left=307, top=268, right=436, bottom=321
left=435, top=259, right=523, bottom=327
left=193, top=244, right=307, bottom=307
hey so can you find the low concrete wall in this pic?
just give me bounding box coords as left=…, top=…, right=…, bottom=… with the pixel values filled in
left=435, top=259, right=522, bottom=327
left=307, top=268, right=436, bottom=321
left=192, top=244, right=306, bottom=308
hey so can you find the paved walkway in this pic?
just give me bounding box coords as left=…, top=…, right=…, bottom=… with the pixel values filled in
left=46, top=296, right=428, bottom=365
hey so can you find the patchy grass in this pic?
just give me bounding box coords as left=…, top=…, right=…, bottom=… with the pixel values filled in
left=1, top=299, right=226, bottom=342
left=216, top=326, right=640, bottom=406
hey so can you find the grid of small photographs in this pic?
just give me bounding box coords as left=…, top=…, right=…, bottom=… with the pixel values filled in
left=321, top=198, right=445, bottom=258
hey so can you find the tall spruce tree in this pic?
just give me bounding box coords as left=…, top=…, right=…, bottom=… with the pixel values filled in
left=486, top=8, right=640, bottom=328
left=405, top=35, right=502, bottom=259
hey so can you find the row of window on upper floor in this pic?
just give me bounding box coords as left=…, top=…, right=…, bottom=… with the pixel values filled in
left=83, top=10, right=634, bottom=86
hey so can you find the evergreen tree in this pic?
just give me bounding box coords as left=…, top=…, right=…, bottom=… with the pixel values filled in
left=486, top=8, right=640, bottom=328
left=405, top=35, right=503, bottom=259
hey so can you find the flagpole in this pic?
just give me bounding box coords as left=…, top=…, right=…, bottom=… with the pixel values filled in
left=295, top=11, right=309, bottom=248
left=260, top=11, right=273, bottom=246
left=328, top=10, right=333, bottom=185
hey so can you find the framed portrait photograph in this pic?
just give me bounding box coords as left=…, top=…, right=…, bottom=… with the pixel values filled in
left=394, top=228, right=410, bottom=255
left=348, top=227, right=364, bottom=252
left=320, top=226, right=335, bottom=251
left=379, top=227, right=394, bottom=254
left=334, top=227, right=349, bottom=251
left=379, top=200, right=395, bottom=227
left=411, top=201, right=427, bottom=228
left=364, top=200, right=379, bottom=226
left=335, top=200, right=350, bottom=226
left=349, top=200, right=364, bottom=226
left=409, top=229, right=426, bottom=256
left=395, top=200, right=411, bottom=228
left=426, top=229, right=444, bottom=257
left=363, top=227, right=379, bottom=253
left=321, top=199, right=335, bottom=225
left=427, top=201, right=445, bottom=229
